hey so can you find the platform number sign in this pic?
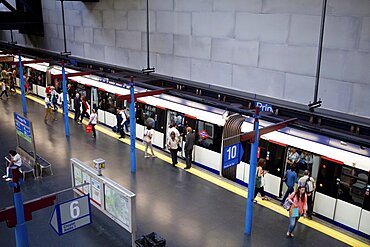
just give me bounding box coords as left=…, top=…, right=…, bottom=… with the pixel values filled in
left=222, top=143, right=244, bottom=170
left=50, top=194, right=92, bottom=236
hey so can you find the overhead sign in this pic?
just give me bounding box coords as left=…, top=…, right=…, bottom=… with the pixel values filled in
left=0, top=56, right=14, bottom=62
left=255, top=102, right=273, bottom=113
left=14, top=112, right=32, bottom=142
left=49, top=194, right=92, bottom=236
left=222, top=143, right=244, bottom=170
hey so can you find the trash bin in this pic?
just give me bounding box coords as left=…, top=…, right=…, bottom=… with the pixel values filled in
left=135, top=232, right=166, bottom=247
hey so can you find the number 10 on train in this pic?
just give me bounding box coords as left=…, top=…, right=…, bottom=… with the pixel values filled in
left=222, top=143, right=244, bottom=170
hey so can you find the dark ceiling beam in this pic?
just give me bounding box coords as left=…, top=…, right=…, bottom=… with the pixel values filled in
left=0, top=12, right=40, bottom=30
left=0, top=0, right=16, bottom=12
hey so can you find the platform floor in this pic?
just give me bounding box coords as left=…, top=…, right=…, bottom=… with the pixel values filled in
left=0, top=94, right=366, bottom=247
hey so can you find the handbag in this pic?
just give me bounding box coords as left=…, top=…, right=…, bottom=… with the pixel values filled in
left=86, top=125, right=93, bottom=133
left=177, top=144, right=182, bottom=152
left=282, top=198, right=292, bottom=210
left=255, top=176, right=261, bottom=188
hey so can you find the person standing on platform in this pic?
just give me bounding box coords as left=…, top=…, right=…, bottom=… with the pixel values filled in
left=80, top=96, right=90, bottom=123
left=281, top=164, right=298, bottom=205
left=74, top=93, right=81, bottom=124
left=167, top=131, right=179, bottom=166
left=167, top=123, right=180, bottom=139
left=184, top=127, right=195, bottom=169
left=119, top=108, right=127, bottom=138
left=0, top=79, right=8, bottom=99
left=286, top=184, right=307, bottom=238
left=298, top=170, right=315, bottom=219
left=122, top=106, right=129, bottom=133
left=88, top=109, right=98, bottom=138
left=143, top=124, right=156, bottom=158
left=254, top=158, right=269, bottom=202
left=2, top=150, right=22, bottom=182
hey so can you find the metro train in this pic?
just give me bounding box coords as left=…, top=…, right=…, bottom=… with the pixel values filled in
left=3, top=56, right=370, bottom=237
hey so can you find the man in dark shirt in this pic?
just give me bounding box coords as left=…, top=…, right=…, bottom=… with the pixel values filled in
left=74, top=93, right=81, bottom=124
left=184, top=127, right=195, bottom=169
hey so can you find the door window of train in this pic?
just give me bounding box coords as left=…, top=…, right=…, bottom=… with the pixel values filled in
left=195, top=120, right=222, bottom=153
left=33, top=70, right=46, bottom=86
left=135, top=103, right=165, bottom=132
left=316, top=158, right=342, bottom=198
left=285, top=147, right=317, bottom=178
left=98, top=91, right=116, bottom=113
left=184, top=116, right=196, bottom=135
left=265, top=141, right=286, bottom=178
left=167, top=111, right=184, bottom=135
left=338, top=166, right=369, bottom=207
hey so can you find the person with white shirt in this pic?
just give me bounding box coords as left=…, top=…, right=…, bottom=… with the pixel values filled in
left=3, top=150, right=22, bottom=181
left=119, top=108, right=127, bottom=138
left=143, top=124, right=156, bottom=158
left=88, top=109, right=98, bottom=138
left=0, top=79, right=8, bottom=99
left=44, top=94, right=55, bottom=122
left=167, top=131, right=179, bottom=166
left=167, top=123, right=180, bottom=139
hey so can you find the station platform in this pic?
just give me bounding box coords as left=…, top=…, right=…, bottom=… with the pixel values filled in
left=0, top=94, right=369, bottom=247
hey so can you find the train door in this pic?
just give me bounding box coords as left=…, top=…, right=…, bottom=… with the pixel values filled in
left=314, top=157, right=342, bottom=220
left=359, top=177, right=370, bottom=235
left=91, top=87, right=98, bottom=111
left=280, top=147, right=319, bottom=197
left=183, top=115, right=197, bottom=158
left=334, top=166, right=369, bottom=232
left=166, top=110, right=185, bottom=156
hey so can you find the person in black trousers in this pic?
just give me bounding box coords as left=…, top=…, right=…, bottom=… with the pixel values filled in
left=74, top=93, right=81, bottom=124
left=184, top=127, right=195, bottom=169
left=167, top=131, right=179, bottom=166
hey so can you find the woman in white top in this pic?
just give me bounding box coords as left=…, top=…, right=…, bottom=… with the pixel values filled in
left=88, top=109, right=98, bottom=138
left=167, top=131, right=179, bottom=166
left=143, top=125, right=156, bottom=158
left=44, top=94, right=55, bottom=122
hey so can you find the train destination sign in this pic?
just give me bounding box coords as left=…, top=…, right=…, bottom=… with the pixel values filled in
left=14, top=112, right=32, bottom=142
left=49, top=194, right=92, bottom=236
left=222, top=142, right=244, bottom=170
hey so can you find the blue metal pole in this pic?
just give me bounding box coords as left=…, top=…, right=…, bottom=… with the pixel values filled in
left=244, top=107, right=260, bottom=235
left=61, top=63, right=70, bottom=137
left=18, top=54, right=27, bottom=116
left=14, top=192, right=29, bottom=247
left=129, top=77, right=136, bottom=173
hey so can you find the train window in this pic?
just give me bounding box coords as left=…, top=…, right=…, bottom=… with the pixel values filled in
left=338, top=166, right=369, bottom=208
left=33, top=70, right=46, bottom=87
left=97, top=91, right=116, bottom=113
left=241, top=141, right=251, bottom=163
left=136, top=102, right=145, bottom=125
left=135, top=103, right=165, bottom=132
left=195, top=120, right=222, bottom=153
left=316, top=158, right=342, bottom=198
left=184, top=116, right=196, bottom=135
left=363, top=179, right=370, bottom=211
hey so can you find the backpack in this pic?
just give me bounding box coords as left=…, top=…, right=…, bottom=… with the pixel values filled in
left=305, top=176, right=313, bottom=193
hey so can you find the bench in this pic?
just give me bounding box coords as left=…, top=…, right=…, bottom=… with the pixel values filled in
left=19, top=161, right=35, bottom=181
left=36, top=156, right=53, bottom=177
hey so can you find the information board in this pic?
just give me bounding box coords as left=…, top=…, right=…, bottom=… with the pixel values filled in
left=222, top=142, right=244, bottom=170
left=70, top=158, right=136, bottom=234
left=14, top=112, right=32, bottom=142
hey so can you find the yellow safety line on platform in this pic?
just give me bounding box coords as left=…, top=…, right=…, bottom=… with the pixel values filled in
left=21, top=92, right=369, bottom=247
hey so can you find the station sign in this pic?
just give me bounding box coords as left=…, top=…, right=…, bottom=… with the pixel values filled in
left=14, top=112, right=32, bottom=142
left=255, top=102, right=273, bottom=113
left=49, top=194, right=92, bottom=236
left=222, top=142, right=244, bottom=170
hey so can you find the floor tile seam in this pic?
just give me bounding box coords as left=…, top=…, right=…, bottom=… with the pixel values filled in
left=22, top=92, right=369, bottom=247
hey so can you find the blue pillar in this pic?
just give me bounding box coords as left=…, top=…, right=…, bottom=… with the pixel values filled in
left=61, top=64, right=70, bottom=137
left=18, top=55, right=27, bottom=116
left=129, top=78, right=136, bottom=173
left=244, top=107, right=260, bottom=235
left=14, top=192, right=29, bottom=247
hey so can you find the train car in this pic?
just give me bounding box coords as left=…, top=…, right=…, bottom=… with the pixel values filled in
left=17, top=59, right=370, bottom=237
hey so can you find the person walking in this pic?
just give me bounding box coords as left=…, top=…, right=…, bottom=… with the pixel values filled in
left=74, top=93, right=81, bottom=124
left=167, top=131, right=179, bottom=166
left=80, top=96, right=90, bottom=123
left=281, top=164, right=298, bottom=204
left=122, top=106, right=129, bottom=133
left=44, top=94, right=55, bottom=122
left=0, top=79, right=8, bottom=99
left=184, top=127, right=195, bottom=169
left=254, top=158, right=269, bottom=202
left=286, top=184, right=307, bottom=238
left=298, top=170, right=315, bottom=219
left=143, top=124, right=156, bottom=158
left=88, top=109, right=98, bottom=138
left=2, top=150, right=22, bottom=182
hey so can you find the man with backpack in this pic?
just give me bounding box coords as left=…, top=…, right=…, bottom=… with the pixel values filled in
left=298, top=170, right=316, bottom=219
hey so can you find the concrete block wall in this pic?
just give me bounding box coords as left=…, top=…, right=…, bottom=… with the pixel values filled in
left=1, top=0, right=370, bottom=118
